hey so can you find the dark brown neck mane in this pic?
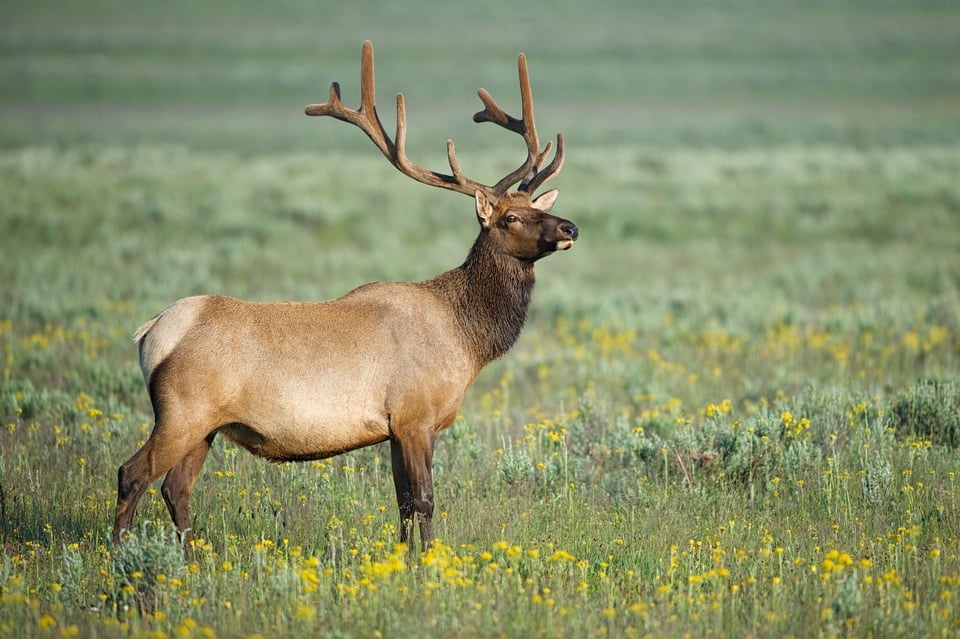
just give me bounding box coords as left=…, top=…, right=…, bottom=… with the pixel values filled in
left=427, top=230, right=536, bottom=366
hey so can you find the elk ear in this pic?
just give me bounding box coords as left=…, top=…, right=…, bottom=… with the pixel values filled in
left=475, top=190, right=495, bottom=228
left=531, top=189, right=559, bottom=212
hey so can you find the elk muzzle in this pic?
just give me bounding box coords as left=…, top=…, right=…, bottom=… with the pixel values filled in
left=554, top=219, right=579, bottom=251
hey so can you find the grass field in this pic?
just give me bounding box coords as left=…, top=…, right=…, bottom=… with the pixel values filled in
left=2, top=1, right=960, bottom=637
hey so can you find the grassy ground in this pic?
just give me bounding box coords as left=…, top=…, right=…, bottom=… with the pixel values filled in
left=2, top=1, right=959, bottom=637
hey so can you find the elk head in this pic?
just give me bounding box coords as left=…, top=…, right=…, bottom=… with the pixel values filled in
left=475, top=189, right=578, bottom=263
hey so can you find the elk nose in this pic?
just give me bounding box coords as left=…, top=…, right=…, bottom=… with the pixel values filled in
left=560, top=222, right=579, bottom=241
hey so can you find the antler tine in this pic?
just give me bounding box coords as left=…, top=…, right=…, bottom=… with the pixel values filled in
left=475, top=88, right=523, bottom=134
left=309, top=41, right=395, bottom=159
left=516, top=53, right=540, bottom=153
left=521, top=132, right=565, bottom=193
left=359, top=39, right=377, bottom=118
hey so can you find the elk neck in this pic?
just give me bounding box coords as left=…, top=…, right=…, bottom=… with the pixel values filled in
left=426, top=230, right=536, bottom=367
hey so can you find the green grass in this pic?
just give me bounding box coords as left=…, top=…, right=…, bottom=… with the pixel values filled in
left=2, top=0, right=960, bottom=637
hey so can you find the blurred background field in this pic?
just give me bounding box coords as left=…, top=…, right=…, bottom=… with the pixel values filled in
left=3, top=0, right=960, bottom=152
left=1, top=1, right=959, bottom=637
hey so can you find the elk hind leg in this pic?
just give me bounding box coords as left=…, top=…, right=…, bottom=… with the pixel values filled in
left=113, top=426, right=210, bottom=544
left=161, top=432, right=216, bottom=549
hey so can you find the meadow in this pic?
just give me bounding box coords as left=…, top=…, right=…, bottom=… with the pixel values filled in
left=2, top=1, right=959, bottom=637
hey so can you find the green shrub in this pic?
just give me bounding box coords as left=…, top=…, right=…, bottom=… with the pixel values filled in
left=111, top=522, right=186, bottom=614
left=890, top=378, right=960, bottom=447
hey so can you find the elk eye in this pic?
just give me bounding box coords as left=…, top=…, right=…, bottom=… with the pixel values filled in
left=504, top=214, right=521, bottom=224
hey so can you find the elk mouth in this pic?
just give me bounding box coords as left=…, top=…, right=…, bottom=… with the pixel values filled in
left=555, top=239, right=575, bottom=251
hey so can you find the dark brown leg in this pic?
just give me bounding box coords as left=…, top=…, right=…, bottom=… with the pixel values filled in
left=113, top=442, right=160, bottom=544
left=390, top=438, right=414, bottom=545
left=390, top=432, right=435, bottom=551
left=161, top=433, right=216, bottom=548
left=113, top=425, right=209, bottom=545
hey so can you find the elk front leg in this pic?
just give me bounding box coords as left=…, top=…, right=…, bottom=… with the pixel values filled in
left=389, top=433, right=435, bottom=551
left=390, top=439, right=414, bottom=545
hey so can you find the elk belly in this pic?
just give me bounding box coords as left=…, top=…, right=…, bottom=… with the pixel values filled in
left=218, top=410, right=391, bottom=462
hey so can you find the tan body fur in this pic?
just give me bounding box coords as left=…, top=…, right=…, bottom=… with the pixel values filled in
left=138, top=288, right=477, bottom=462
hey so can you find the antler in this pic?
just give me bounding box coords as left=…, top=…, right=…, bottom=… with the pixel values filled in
left=305, top=41, right=563, bottom=200
left=473, top=53, right=564, bottom=195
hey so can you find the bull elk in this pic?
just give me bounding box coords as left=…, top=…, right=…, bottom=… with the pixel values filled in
left=112, top=41, right=577, bottom=551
